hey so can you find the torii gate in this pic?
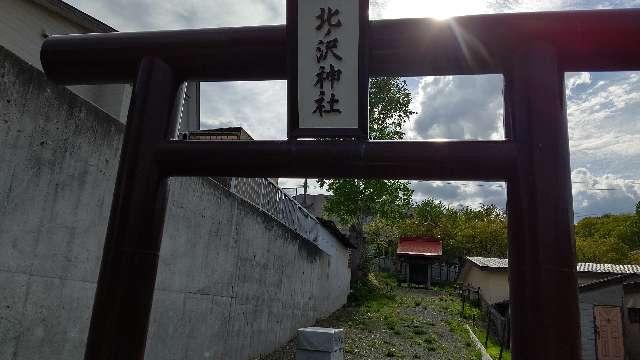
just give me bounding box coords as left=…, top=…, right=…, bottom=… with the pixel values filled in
left=40, top=5, right=640, bottom=360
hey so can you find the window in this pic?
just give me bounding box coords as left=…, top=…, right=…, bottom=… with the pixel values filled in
left=629, top=308, right=640, bottom=323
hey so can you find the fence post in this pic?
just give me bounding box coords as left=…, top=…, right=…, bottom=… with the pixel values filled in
left=498, top=316, right=508, bottom=360
left=461, top=287, right=466, bottom=318
left=484, top=307, right=490, bottom=348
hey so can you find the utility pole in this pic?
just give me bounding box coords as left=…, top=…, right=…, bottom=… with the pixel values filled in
left=303, top=178, right=308, bottom=206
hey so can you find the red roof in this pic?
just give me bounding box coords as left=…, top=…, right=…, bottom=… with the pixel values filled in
left=396, top=237, right=442, bottom=257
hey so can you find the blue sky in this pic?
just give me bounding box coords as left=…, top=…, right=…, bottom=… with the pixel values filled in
left=64, top=0, right=640, bottom=220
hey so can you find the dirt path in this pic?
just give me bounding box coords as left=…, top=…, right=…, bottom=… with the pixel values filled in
left=258, top=286, right=482, bottom=360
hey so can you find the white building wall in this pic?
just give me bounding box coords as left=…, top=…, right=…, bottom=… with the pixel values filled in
left=461, top=267, right=510, bottom=304
left=0, top=0, right=132, bottom=122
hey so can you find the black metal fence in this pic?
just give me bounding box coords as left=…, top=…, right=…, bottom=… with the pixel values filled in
left=459, top=285, right=510, bottom=359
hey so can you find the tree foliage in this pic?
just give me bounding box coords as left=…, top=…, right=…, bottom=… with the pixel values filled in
left=319, top=77, right=415, bottom=278
left=369, top=199, right=508, bottom=259
left=321, top=179, right=413, bottom=226
left=319, top=77, right=415, bottom=226
left=368, top=199, right=640, bottom=265
left=368, top=77, right=415, bottom=140
left=575, top=202, right=640, bottom=264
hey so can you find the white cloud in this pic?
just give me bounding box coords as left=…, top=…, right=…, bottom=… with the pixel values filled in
left=64, top=0, right=284, bottom=31
left=411, top=181, right=507, bottom=210
left=567, top=72, right=640, bottom=179
left=572, top=168, right=640, bottom=219
left=487, top=0, right=640, bottom=12
left=372, top=0, right=640, bottom=19
left=566, top=72, right=591, bottom=96
left=409, top=75, right=504, bottom=140
left=200, top=81, right=287, bottom=140
left=370, top=0, right=490, bottom=20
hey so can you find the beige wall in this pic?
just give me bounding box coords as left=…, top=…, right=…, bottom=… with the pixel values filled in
left=0, top=0, right=131, bottom=121
left=461, top=264, right=630, bottom=305
left=461, top=267, right=510, bottom=304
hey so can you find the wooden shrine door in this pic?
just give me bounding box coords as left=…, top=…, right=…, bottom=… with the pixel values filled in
left=595, top=306, right=624, bottom=360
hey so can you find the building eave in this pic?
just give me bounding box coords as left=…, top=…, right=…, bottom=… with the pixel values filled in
left=579, top=274, right=638, bottom=292
left=30, top=0, right=116, bottom=33
left=397, top=252, right=441, bottom=257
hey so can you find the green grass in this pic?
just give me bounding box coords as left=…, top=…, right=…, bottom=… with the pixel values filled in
left=316, top=275, right=488, bottom=360
left=472, top=327, right=512, bottom=360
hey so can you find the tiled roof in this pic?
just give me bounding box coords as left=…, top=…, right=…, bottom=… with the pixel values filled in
left=576, top=262, right=640, bottom=274
left=397, top=237, right=442, bottom=257
left=467, top=257, right=640, bottom=274
left=467, top=257, right=508, bottom=269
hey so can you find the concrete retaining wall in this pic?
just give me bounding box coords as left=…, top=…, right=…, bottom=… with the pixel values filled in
left=0, top=45, right=350, bottom=360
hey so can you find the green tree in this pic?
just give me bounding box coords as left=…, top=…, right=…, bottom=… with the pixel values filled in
left=366, top=217, right=401, bottom=258
left=368, top=77, right=415, bottom=140
left=319, top=77, right=415, bottom=276
left=454, top=204, right=508, bottom=258
left=370, top=198, right=508, bottom=261
left=574, top=201, right=640, bottom=264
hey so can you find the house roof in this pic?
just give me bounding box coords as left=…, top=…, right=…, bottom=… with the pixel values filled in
left=184, top=127, right=254, bottom=140
left=623, top=281, right=640, bottom=291
left=467, top=257, right=508, bottom=269
left=466, top=256, right=640, bottom=274
left=579, top=274, right=638, bottom=292
left=397, top=237, right=442, bottom=257
left=31, top=0, right=115, bottom=33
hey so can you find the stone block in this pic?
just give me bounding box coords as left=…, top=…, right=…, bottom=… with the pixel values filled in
left=296, top=327, right=344, bottom=352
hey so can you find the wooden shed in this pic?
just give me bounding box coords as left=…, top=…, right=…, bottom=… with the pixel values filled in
left=578, top=274, right=640, bottom=360
left=396, top=237, right=442, bottom=288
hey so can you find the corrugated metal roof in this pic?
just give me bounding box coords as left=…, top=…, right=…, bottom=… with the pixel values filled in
left=397, top=237, right=442, bottom=257
left=467, top=257, right=640, bottom=274
left=578, top=274, right=637, bottom=292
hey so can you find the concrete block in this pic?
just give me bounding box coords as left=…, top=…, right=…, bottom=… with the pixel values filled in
left=297, top=327, right=344, bottom=352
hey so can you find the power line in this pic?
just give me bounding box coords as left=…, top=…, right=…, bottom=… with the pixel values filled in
left=412, top=179, right=640, bottom=192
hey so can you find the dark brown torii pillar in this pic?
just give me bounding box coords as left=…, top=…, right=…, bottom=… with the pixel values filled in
left=505, top=43, right=580, bottom=358
left=38, top=9, right=640, bottom=359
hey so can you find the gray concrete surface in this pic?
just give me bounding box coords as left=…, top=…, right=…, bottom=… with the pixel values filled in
left=0, top=45, right=350, bottom=360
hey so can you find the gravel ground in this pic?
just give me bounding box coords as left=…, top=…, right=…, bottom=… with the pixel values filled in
left=256, top=286, right=481, bottom=360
